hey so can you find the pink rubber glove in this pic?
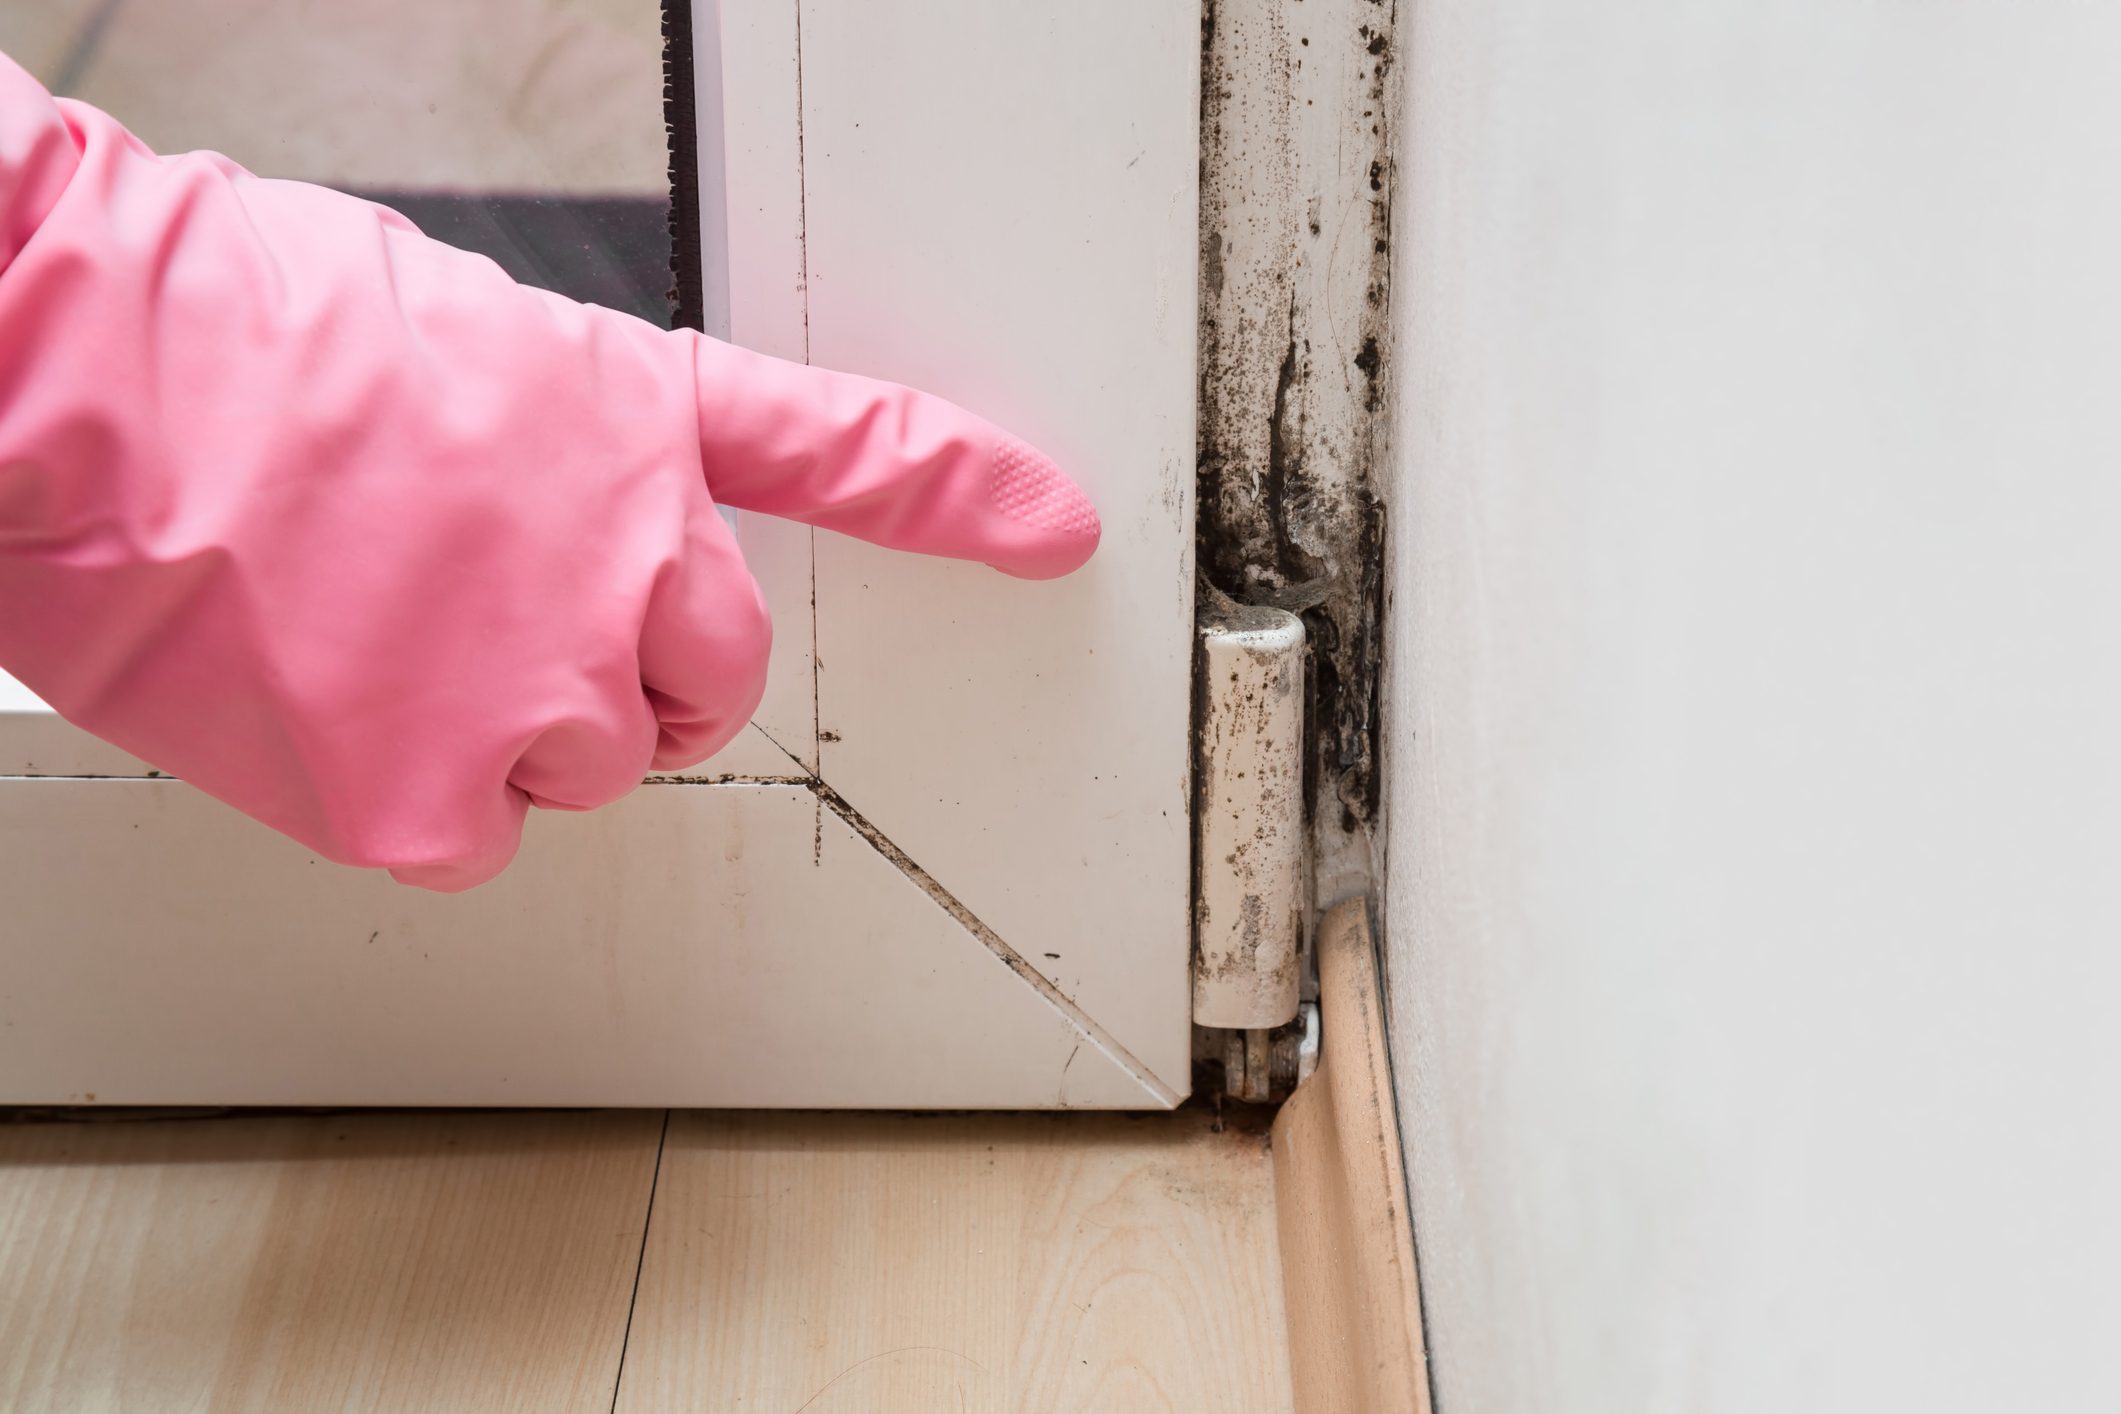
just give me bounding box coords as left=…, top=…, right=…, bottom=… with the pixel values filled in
left=0, top=55, right=1098, bottom=890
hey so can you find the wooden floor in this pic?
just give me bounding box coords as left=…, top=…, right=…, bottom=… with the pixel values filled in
left=0, top=1107, right=1291, bottom=1413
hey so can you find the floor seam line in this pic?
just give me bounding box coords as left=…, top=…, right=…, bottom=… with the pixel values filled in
left=606, top=1108, right=673, bottom=1414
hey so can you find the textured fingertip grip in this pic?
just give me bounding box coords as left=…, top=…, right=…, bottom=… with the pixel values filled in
left=993, top=438, right=1100, bottom=537
left=988, top=437, right=1101, bottom=579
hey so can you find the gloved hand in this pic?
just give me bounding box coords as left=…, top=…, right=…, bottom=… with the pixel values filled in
left=0, top=54, right=1098, bottom=890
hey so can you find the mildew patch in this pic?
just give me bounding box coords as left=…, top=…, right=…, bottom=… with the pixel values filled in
left=1197, top=0, right=1396, bottom=896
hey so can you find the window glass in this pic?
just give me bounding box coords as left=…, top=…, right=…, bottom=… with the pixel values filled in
left=1, top=0, right=675, bottom=326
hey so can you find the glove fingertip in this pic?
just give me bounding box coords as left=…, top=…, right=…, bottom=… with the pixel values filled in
left=986, top=436, right=1101, bottom=580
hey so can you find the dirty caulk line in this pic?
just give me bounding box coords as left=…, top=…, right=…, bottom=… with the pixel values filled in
left=807, top=529, right=820, bottom=773
left=792, top=0, right=812, bottom=363
left=811, top=783, right=1184, bottom=1106
left=792, top=2, right=824, bottom=777
left=739, top=720, right=813, bottom=778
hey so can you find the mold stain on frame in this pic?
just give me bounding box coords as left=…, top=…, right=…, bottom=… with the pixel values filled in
left=1197, top=0, right=1397, bottom=901
left=661, top=0, right=707, bottom=333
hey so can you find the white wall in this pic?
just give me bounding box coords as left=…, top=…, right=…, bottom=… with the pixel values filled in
left=1382, top=4, right=2121, bottom=1412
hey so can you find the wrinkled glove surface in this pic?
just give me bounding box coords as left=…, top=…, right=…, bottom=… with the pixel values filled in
left=0, top=54, right=1098, bottom=890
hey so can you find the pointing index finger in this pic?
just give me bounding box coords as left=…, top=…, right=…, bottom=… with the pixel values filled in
left=688, top=334, right=1100, bottom=580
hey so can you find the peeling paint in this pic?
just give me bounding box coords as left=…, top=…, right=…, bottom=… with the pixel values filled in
left=1197, top=0, right=1395, bottom=902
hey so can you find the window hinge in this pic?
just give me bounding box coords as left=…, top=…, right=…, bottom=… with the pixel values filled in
left=1193, top=600, right=1315, bottom=1102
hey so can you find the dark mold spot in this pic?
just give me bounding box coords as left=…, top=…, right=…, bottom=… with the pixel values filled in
left=1353, top=335, right=1381, bottom=402
left=1197, top=0, right=1396, bottom=846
